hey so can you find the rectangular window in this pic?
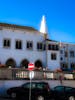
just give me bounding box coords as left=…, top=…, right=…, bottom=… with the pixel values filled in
left=71, top=63, right=75, bottom=69
left=60, top=50, right=63, bottom=54
left=65, top=51, right=68, bottom=57
left=3, top=39, right=11, bottom=48
left=56, top=45, right=59, bottom=50
left=37, top=42, right=43, bottom=50
left=43, top=44, right=46, bottom=50
left=51, top=53, right=57, bottom=60
left=48, top=44, right=51, bottom=50
left=70, top=51, right=74, bottom=57
left=61, top=63, right=68, bottom=69
left=48, top=44, right=59, bottom=51
left=52, top=45, right=55, bottom=50
left=63, top=63, right=68, bottom=69
left=15, top=40, right=22, bottom=49
left=26, top=41, right=33, bottom=50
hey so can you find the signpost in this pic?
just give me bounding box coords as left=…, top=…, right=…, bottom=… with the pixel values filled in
left=28, top=63, right=34, bottom=100
left=29, top=71, right=34, bottom=79
left=28, top=63, right=34, bottom=71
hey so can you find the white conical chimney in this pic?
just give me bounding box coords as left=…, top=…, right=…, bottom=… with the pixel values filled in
left=40, top=15, right=48, bottom=34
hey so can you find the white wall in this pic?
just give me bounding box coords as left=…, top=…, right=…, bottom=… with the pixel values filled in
left=46, top=41, right=60, bottom=70
left=60, top=43, right=75, bottom=69
left=0, top=28, right=46, bottom=67
left=47, top=51, right=60, bottom=70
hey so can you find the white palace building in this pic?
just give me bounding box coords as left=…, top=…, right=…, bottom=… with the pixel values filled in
left=0, top=16, right=75, bottom=71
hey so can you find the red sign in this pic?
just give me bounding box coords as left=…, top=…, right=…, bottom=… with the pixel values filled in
left=28, top=63, right=34, bottom=71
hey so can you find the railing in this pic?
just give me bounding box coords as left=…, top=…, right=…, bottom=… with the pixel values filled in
left=0, top=68, right=75, bottom=80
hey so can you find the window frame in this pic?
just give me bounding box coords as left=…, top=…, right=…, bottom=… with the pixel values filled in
left=3, top=38, right=11, bottom=48
left=26, top=41, right=33, bottom=50
left=37, top=42, right=43, bottom=51
left=51, top=53, right=57, bottom=60
left=70, top=51, right=74, bottom=57
left=15, top=40, right=22, bottom=49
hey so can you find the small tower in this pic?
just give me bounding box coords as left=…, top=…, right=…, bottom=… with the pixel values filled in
left=40, top=15, right=48, bottom=38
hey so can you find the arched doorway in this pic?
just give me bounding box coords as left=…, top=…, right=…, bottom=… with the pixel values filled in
left=20, top=59, right=29, bottom=68
left=35, top=60, right=43, bottom=69
left=6, top=58, right=16, bottom=68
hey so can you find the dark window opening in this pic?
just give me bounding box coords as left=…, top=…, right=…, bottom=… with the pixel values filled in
left=27, top=41, right=33, bottom=50
left=3, top=39, right=11, bottom=47
left=51, top=53, right=57, bottom=60
left=48, top=44, right=59, bottom=51
left=37, top=43, right=43, bottom=50
left=15, top=40, right=22, bottom=49
left=70, top=51, right=74, bottom=57
left=71, top=63, right=75, bottom=69
left=21, top=59, right=29, bottom=68
left=48, top=44, right=51, bottom=50
left=65, top=51, right=68, bottom=57
left=35, top=60, right=42, bottom=69
left=60, top=57, right=63, bottom=60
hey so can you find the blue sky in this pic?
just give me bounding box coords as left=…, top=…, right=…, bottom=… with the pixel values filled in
left=0, top=0, right=75, bottom=43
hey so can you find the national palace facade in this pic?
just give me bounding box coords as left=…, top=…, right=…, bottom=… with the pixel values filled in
left=0, top=16, right=75, bottom=71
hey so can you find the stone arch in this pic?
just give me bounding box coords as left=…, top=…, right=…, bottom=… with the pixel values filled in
left=6, top=58, right=16, bottom=68
left=35, top=60, right=43, bottom=69
left=20, top=59, right=29, bottom=68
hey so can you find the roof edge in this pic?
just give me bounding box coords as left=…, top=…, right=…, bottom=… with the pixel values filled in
left=0, top=22, right=38, bottom=32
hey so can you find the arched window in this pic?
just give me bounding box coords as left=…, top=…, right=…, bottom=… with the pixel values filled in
left=20, top=59, right=29, bottom=68
left=6, top=58, right=16, bottom=68
left=35, top=60, right=43, bottom=69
